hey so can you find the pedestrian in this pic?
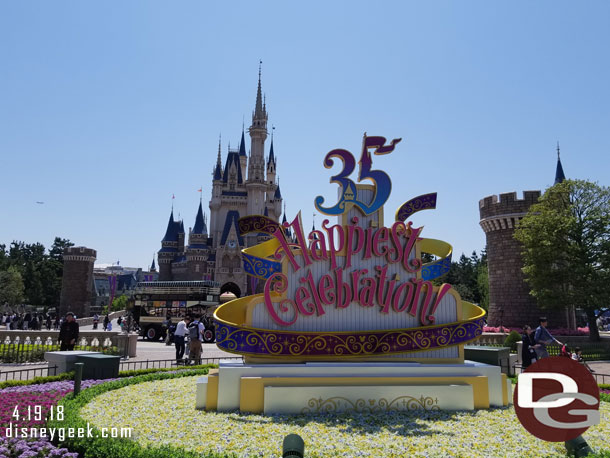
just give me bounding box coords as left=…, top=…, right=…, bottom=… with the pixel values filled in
left=107, top=320, right=112, bottom=332
left=103, top=314, right=109, bottom=331
left=174, top=316, right=188, bottom=362
left=188, top=315, right=204, bottom=365
left=23, top=312, right=31, bottom=330
left=45, top=314, right=51, bottom=330
left=93, top=313, right=99, bottom=330
left=534, top=317, right=563, bottom=359
left=521, top=325, right=539, bottom=369
left=58, top=312, right=79, bottom=351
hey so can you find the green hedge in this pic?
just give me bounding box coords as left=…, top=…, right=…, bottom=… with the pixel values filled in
left=0, top=364, right=218, bottom=390
left=0, top=371, right=75, bottom=389
left=0, top=344, right=120, bottom=363
left=117, top=364, right=216, bottom=378
left=49, top=369, right=236, bottom=458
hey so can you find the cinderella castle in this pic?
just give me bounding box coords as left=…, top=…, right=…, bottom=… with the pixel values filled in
left=156, top=67, right=287, bottom=297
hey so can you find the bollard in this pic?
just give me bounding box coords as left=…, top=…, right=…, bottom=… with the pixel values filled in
left=565, top=435, right=593, bottom=457
left=73, top=362, right=84, bottom=396
left=282, top=433, right=305, bottom=458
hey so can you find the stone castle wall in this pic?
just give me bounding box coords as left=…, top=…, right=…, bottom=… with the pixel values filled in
left=479, top=191, right=546, bottom=328
left=59, top=246, right=96, bottom=318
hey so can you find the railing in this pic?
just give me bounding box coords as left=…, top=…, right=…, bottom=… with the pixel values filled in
left=118, top=356, right=243, bottom=372
left=594, top=373, right=610, bottom=385
left=0, top=365, right=58, bottom=382
left=133, top=286, right=220, bottom=295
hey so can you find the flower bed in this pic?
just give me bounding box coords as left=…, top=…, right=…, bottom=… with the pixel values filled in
left=0, top=436, right=77, bottom=458
left=0, top=379, right=113, bottom=436
left=77, top=375, right=610, bottom=458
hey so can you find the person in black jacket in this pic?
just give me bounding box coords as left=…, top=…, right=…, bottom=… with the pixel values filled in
left=521, top=324, right=539, bottom=369
left=59, top=312, right=79, bottom=351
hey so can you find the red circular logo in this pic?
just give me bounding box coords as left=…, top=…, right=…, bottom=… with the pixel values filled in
left=514, top=356, right=600, bottom=442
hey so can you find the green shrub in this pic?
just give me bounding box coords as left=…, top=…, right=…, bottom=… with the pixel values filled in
left=117, top=364, right=216, bottom=378
left=503, top=330, right=522, bottom=352
left=49, top=370, right=236, bottom=458
left=0, top=371, right=75, bottom=389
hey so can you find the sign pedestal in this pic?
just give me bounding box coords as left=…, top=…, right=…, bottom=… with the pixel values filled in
left=197, top=359, right=511, bottom=413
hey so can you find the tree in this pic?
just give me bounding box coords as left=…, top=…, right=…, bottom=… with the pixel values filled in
left=110, top=295, right=129, bottom=312
left=0, top=237, right=73, bottom=307
left=514, top=179, right=610, bottom=341
left=0, top=266, right=25, bottom=306
left=441, top=250, right=488, bottom=307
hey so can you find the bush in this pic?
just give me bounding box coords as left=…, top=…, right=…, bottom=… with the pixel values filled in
left=117, top=364, right=215, bottom=378
left=0, top=372, right=75, bottom=390
left=503, top=331, right=522, bottom=351
left=49, top=370, right=235, bottom=458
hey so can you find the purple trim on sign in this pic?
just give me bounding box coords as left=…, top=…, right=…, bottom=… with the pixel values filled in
left=214, top=317, right=485, bottom=358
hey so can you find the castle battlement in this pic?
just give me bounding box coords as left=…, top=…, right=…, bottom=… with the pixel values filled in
left=479, top=190, right=541, bottom=224
left=478, top=189, right=543, bottom=327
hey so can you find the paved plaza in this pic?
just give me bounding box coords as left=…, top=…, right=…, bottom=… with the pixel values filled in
left=2, top=318, right=609, bottom=377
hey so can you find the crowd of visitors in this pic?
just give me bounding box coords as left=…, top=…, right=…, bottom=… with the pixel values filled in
left=170, top=314, right=204, bottom=365
left=1, top=311, right=59, bottom=330
left=521, top=316, right=595, bottom=372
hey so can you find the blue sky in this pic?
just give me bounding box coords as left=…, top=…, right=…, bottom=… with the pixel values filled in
left=1, top=1, right=609, bottom=268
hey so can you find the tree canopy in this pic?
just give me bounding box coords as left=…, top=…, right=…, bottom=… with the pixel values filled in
left=429, top=250, right=489, bottom=310
left=0, top=237, right=73, bottom=308
left=514, top=179, right=610, bottom=340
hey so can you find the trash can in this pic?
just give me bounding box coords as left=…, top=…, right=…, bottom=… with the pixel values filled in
left=75, top=354, right=121, bottom=379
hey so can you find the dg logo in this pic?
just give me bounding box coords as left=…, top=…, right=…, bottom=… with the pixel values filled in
left=514, top=356, right=600, bottom=441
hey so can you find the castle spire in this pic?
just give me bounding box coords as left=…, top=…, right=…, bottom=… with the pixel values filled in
left=254, top=60, right=265, bottom=118
left=192, top=200, right=206, bottom=234
left=162, top=208, right=177, bottom=242
left=239, top=128, right=247, bottom=157
left=267, top=126, right=276, bottom=166
left=214, top=135, right=222, bottom=180
left=150, top=255, right=156, bottom=272
left=554, top=141, right=566, bottom=184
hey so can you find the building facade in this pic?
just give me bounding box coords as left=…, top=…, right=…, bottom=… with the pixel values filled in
left=157, top=70, right=282, bottom=297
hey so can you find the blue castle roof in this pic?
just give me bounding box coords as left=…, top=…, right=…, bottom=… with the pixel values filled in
left=222, top=152, right=243, bottom=184
left=192, top=201, right=206, bottom=234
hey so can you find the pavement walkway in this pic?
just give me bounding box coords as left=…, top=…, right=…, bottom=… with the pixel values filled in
left=3, top=319, right=610, bottom=380
left=1, top=317, right=237, bottom=373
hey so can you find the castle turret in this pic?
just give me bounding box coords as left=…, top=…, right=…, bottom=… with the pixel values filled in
left=479, top=191, right=543, bottom=328
left=239, top=129, right=248, bottom=180
left=246, top=63, right=269, bottom=244
left=186, top=200, right=210, bottom=279
left=158, top=209, right=180, bottom=281
left=150, top=255, right=156, bottom=273
left=59, top=246, right=97, bottom=317
left=266, top=137, right=276, bottom=185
